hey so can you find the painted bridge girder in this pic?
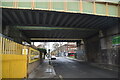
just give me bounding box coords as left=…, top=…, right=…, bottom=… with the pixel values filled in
left=1, top=0, right=120, bottom=17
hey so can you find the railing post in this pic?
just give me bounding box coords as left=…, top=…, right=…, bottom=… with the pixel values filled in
left=0, top=37, right=2, bottom=54
left=2, top=38, right=5, bottom=54
left=4, top=38, right=7, bottom=54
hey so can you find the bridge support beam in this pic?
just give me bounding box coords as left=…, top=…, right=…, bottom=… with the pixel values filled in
left=2, top=25, right=31, bottom=44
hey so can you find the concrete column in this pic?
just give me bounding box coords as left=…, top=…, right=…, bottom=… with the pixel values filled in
left=99, top=24, right=119, bottom=65
left=76, top=40, right=87, bottom=61
left=84, top=34, right=100, bottom=63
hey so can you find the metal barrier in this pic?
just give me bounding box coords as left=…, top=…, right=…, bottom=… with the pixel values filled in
left=0, top=37, right=24, bottom=55
left=28, top=47, right=40, bottom=63
left=0, top=35, right=40, bottom=78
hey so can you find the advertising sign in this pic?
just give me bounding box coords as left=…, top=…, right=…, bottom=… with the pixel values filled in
left=112, top=36, right=120, bottom=45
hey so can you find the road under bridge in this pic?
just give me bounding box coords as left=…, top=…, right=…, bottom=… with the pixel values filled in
left=0, top=0, right=120, bottom=79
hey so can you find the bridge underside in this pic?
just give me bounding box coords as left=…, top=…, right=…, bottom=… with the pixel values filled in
left=30, top=38, right=82, bottom=42
left=2, top=8, right=119, bottom=41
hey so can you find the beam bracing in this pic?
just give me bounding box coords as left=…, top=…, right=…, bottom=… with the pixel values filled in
left=85, top=16, right=98, bottom=28
left=60, top=14, right=69, bottom=26
left=4, top=11, right=14, bottom=24
left=12, top=11, right=21, bottom=25
left=28, top=11, right=33, bottom=24
left=70, top=15, right=83, bottom=27
left=68, top=30, right=76, bottom=38
left=31, top=38, right=82, bottom=41
left=65, top=15, right=75, bottom=27
left=48, top=13, right=54, bottom=25
left=63, top=30, right=72, bottom=38
left=56, top=30, right=63, bottom=38
left=75, top=15, right=90, bottom=28
left=80, top=16, right=97, bottom=28
left=53, top=30, right=58, bottom=38
left=54, top=14, right=62, bottom=26
left=90, top=17, right=108, bottom=29
left=2, top=14, right=10, bottom=24
left=62, top=15, right=72, bottom=27
left=43, top=12, right=47, bottom=25
left=9, top=11, right=19, bottom=24
left=16, top=26, right=97, bottom=31
left=36, top=12, right=40, bottom=24
left=19, top=11, right=27, bottom=24
left=96, top=18, right=110, bottom=29
left=66, top=15, right=78, bottom=26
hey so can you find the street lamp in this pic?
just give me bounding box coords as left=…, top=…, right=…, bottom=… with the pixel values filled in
left=48, top=49, right=51, bottom=65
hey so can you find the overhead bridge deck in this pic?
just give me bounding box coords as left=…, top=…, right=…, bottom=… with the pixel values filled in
left=2, top=8, right=119, bottom=40
left=1, top=0, right=120, bottom=17
left=1, top=0, right=120, bottom=41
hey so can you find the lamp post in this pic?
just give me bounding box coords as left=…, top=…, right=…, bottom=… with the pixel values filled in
left=45, top=49, right=52, bottom=73
left=48, top=49, right=51, bottom=65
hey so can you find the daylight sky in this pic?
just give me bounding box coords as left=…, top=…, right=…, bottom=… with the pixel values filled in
left=34, top=42, right=67, bottom=52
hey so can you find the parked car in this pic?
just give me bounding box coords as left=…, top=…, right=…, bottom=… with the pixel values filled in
left=51, top=56, right=56, bottom=60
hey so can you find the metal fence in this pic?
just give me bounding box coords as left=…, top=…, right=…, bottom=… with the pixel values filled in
left=0, top=35, right=40, bottom=78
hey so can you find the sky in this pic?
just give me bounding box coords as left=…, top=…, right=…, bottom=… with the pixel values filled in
left=34, top=42, right=67, bottom=52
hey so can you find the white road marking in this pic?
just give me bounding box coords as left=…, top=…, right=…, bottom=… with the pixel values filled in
left=59, top=75, right=63, bottom=80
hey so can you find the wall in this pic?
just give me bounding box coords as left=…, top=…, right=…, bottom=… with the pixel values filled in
left=76, top=41, right=87, bottom=61
left=84, top=34, right=100, bottom=63
left=100, top=25, right=119, bottom=65
left=83, top=25, right=119, bottom=66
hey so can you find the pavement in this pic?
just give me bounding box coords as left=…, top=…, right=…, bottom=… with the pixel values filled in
left=52, top=57, right=119, bottom=78
left=28, top=59, right=56, bottom=78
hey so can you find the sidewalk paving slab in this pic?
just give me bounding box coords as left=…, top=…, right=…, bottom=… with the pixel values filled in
left=28, top=59, right=56, bottom=78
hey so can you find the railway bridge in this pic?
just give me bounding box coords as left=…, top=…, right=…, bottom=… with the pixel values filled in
left=0, top=0, right=120, bottom=79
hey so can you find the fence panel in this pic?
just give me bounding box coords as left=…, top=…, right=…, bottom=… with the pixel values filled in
left=1, top=37, right=27, bottom=78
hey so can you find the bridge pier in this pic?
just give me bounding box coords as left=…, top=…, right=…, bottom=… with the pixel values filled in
left=79, top=25, right=119, bottom=69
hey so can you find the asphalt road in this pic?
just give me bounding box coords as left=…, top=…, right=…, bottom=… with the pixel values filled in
left=52, top=57, right=118, bottom=78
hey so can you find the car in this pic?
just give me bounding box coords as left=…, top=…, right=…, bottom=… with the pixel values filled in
left=51, top=56, right=56, bottom=60
left=51, top=58, right=56, bottom=60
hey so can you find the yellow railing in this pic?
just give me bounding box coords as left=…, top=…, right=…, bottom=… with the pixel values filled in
left=0, top=35, right=40, bottom=78
left=28, top=47, right=40, bottom=63
left=0, top=37, right=24, bottom=55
